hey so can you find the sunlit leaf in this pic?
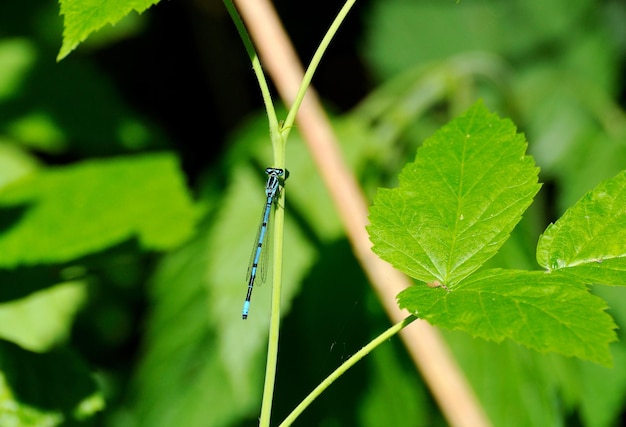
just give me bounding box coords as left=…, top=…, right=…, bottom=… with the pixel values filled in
left=0, top=281, right=87, bottom=352
left=368, top=101, right=540, bottom=287
left=537, top=169, right=626, bottom=286
left=0, top=153, right=197, bottom=267
left=398, top=269, right=616, bottom=366
left=58, top=0, right=160, bottom=60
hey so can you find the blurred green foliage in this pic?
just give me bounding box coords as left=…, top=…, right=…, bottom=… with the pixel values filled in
left=0, top=0, right=625, bottom=426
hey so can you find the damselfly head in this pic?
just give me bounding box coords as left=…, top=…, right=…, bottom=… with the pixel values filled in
left=265, top=167, right=284, bottom=177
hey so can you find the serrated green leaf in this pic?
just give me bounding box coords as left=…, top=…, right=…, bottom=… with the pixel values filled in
left=368, top=101, right=540, bottom=287
left=537, top=169, right=626, bottom=287
left=548, top=258, right=626, bottom=288
left=398, top=269, right=617, bottom=366
left=58, top=0, right=160, bottom=60
left=0, top=153, right=196, bottom=267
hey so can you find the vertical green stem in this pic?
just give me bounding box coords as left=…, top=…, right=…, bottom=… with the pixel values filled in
left=224, top=0, right=360, bottom=425
left=223, top=0, right=280, bottom=138
left=223, top=3, right=285, bottom=426
left=259, top=176, right=286, bottom=426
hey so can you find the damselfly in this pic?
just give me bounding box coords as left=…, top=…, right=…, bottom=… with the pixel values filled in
left=242, top=167, right=285, bottom=319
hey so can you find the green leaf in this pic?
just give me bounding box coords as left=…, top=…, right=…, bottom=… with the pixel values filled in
left=0, top=281, right=86, bottom=352
left=362, top=1, right=500, bottom=78
left=0, top=141, right=38, bottom=190
left=368, top=101, right=540, bottom=287
left=580, top=342, right=626, bottom=427
left=576, top=287, right=626, bottom=427
left=0, top=341, right=104, bottom=425
left=398, top=269, right=617, bottom=366
left=362, top=1, right=596, bottom=80
left=58, top=0, right=161, bottom=60
left=0, top=153, right=196, bottom=267
left=445, top=332, right=573, bottom=427
left=124, top=163, right=316, bottom=426
left=0, top=39, right=37, bottom=100
left=126, top=223, right=260, bottom=427
left=537, top=169, right=626, bottom=286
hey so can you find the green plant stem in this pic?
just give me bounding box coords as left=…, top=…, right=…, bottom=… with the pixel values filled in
left=223, top=3, right=286, bottom=427
left=278, top=315, right=418, bottom=427
left=226, top=1, right=359, bottom=425
left=280, top=0, right=357, bottom=141
left=260, top=179, right=286, bottom=427
left=223, top=0, right=281, bottom=145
